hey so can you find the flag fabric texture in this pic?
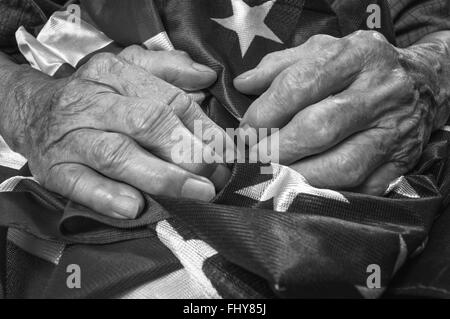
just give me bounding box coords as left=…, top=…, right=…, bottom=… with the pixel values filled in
left=0, top=0, right=450, bottom=299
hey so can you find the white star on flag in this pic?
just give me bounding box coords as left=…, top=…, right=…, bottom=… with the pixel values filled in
left=211, top=0, right=283, bottom=57
left=235, top=164, right=349, bottom=212
left=156, top=220, right=221, bottom=299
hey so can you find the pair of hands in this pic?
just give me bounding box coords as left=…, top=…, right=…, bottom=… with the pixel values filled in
left=17, top=46, right=232, bottom=219
left=11, top=30, right=448, bottom=219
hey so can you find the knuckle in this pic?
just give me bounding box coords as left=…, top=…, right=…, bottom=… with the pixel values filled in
left=40, top=165, right=62, bottom=190
left=303, top=110, right=338, bottom=147
left=78, top=52, right=122, bottom=78
left=347, top=30, right=394, bottom=63
left=150, top=176, right=173, bottom=195
left=390, top=128, right=424, bottom=170
left=280, top=61, right=321, bottom=98
left=87, top=52, right=118, bottom=67
left=90, top=133, right=132, bottom=173
left=367, top=30, right=387, bottom=42
left=377, top=115, right=425, bottom=173
left=350, top=30, right=383, bottom=42
left=348, top=30, right=384, bottom=51
left=391, top=161, right=410, bottom=175
left=166, top=61, right=184, bottom=80
left=307, top=34, right=336, bottom=45
left=392, top=146, right=420, bottom=172
left=268, top=77, right=296, bottom=110
left=308, top=34, right=322, bottom=42
left=53, top=78, right=104, bottom=115
left=53, top=78, right=80, bottom=103
left=354, top=30, right=371, bottom=39
left=337, top=154, right=367, bottom=187
left=169, top=91, right=194, bottom=117
left=170, top=50, right=190, bottom=59
left=64, top=77, right=85, bottom=91
left=337, top=36, right=352, bottom=49
left=276, top=67, right=300, bottom=96
left=149, top=166, right=183, bottom=196
left=52, top=78, right=91, bottom=110
left=123, top=44, right=143, bottom=55
left=100, top=52, right=125, bottom=70
left=347, top=31, right=369, bottom=49
left=319, top=125, right=339, bottom=147
left=127, top=102, right=174, bottom=137
left=47, top=164, right=81, bottom=197
left=260, top=51, right=281, bottom=65
left=118, top=45, right=145, bottom=61
left=391, top=70, right=417, bottom=102
left=385, top=123, right=404, bottom=145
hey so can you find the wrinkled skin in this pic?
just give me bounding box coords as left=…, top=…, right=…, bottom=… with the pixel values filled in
left=1, top=30, right=449, bottom=220
left=1, top=46, right=231, bottom=219
left=235, top=31, right=450, bottom=195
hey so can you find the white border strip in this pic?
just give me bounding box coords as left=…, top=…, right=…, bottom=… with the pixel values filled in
left=0, top=176, right=37, bottom=192
left=7, top=228, right=65, bottom=265
left=0, top=135, right=27, bottom=170
left=143, top=31, right=175, bottom=51
left=156, top=220, right=221, bottom=299
left=118, top=268, right=211, bottom=299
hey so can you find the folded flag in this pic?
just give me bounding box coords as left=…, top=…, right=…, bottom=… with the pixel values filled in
left=1, top=0, right=449, bottom=299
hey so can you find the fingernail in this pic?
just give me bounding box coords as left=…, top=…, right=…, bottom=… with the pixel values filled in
left=191, top=63, right=215, bottom=73
left=235, top=69, right=256, bottom=81
left=111, top=195, right=140, bottom=219
left=181, top=178, right=216, bottom=202
left=210, top=165, right=232, bottom=190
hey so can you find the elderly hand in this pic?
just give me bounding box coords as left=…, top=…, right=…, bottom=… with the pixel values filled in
left=1, top=46, right=231, bottom=219
left=234, top=31, right=450, bottom=195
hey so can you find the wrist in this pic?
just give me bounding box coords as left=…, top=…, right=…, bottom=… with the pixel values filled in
left=400, top=40, right=450, bottom=130
left=0, top=63, right=56, bottom=154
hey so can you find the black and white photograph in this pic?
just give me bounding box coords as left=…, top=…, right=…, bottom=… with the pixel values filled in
left=0, top=0, right=449, bottom=304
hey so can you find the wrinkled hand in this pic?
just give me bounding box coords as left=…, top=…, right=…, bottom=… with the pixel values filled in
left=11, top=46, right=231, bottom=218
left=235, top=31, right=450, bottom=195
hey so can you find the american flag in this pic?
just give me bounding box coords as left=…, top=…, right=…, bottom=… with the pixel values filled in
left=1, top=0, right=449, bottom=298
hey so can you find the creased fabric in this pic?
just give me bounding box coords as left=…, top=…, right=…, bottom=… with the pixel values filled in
left=0, top=130, right=448, bottom=298
left=0, top=0, right=449, bottom=299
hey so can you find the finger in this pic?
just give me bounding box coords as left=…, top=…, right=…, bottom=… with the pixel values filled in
left=188, top=91, right=207, bottom=105
left=109, top=95, right=231, bottom=189
left=234, top=48, right=304, bottom=95
left=81, top=57, right=231, bottom=188
left=240, top=40, right=364, bottom=130
left=235, top=32, right=386, bottom=98
left=168, top=92, right=236, bottom=165
left=234, top=35, right=339, bottom=95
left=118, top=45, right=217, bottom=90
left=44, top=163, right=144, bottom=219
left=86, top=57, right=227, bottom=152
left=251, top=87, right=393, bottom=164
left=351, top=162, right=405, bottom=195
left=62, top=129, right=217, bottom=202
left=289, top=130, right=389, bottom=190
left=86, top=53, right=215, bottom=129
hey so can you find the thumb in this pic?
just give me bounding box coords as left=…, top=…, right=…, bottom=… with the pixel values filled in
left=44, top=163, right=144, bottom=219
left=119, top=45, right=217, bottom=91
left=234, top=48, right=300, bottom=95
